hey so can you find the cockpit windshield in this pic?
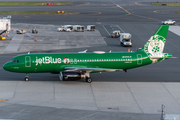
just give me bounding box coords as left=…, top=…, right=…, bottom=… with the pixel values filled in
left=10, top=59, right=19, bottom=63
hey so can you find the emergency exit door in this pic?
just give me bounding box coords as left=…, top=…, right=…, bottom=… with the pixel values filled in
left=137, top=54, right=142, bottom=65
left=25, top=56, right=31, bottom=67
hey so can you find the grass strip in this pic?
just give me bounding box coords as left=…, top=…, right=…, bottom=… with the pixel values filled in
left=152, top=2, right=180, bottom=7
left=0, top=11, right=77, bottom=15
left=176, top=12, right=180, bottom=14
left=0, top=2, right=72, bottom=6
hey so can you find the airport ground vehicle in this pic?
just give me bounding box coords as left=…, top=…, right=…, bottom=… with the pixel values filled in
left=73, top=25, right=84, bottom=32
left=111, top=30, right=120, bottom=38
left=3, top=25, right=173, bottom=83
left=57, top=25, right=73, bottom=32
left=120, top=33, right=132, bottom=47
left=57, top=27, right=63, bottom=31
left=0, top=16, right=11, bottom=32
left=16, top=29, right=26, bottom=34
left=87, top=25, right=95, bottom=31
left=32, top=28, right=38, bottom=34
left=161, top=19, right=176, bottom=25
left=0, top=29, right=8, bottom=40
left=66, top=28, right=72, bottom=32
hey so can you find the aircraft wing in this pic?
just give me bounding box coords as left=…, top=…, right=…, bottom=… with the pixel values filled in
left=64, top=67, right=123, bottom=72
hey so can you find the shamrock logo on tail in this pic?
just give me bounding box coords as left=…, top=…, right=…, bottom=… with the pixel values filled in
left=152, top=46, right=160, bottom=53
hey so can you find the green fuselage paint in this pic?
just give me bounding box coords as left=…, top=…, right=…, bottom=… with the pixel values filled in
left=2, top=51, right=152, bottom=73
left=3, top=25, right=173, bottom=81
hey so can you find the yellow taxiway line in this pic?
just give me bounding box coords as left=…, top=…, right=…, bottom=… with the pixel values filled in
left=109, top=0, right=131, bottom=14
left=110, top=0, right=160, bottom=21
left=0, top=99, right=7, bottom=102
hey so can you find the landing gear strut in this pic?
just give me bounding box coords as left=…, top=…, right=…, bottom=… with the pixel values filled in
left=84, top=72, right=92, bottom=83
left=25, top=73, right=29, bottom=81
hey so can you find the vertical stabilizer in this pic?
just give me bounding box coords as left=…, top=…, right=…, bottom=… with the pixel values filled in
left=140, top=25, right=169, bottom=56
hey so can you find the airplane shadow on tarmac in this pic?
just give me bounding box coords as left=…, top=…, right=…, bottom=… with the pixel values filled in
left=0, top=67, right=179, bottom=82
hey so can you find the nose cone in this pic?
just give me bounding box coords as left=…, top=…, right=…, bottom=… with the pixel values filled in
left=3, top=62, right=11, bottom=71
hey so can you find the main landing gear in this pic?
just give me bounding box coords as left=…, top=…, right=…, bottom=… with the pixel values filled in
left=84, top=72, right=92, bottom=83
left=25, top=73, right=29, bottom=81
left=85, top=77, right=92, bottom=83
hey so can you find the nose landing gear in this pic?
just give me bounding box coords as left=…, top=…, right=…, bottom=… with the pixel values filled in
left=25, top=73, right=29, bottom=81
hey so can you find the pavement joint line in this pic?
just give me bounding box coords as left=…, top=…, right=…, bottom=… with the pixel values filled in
left=161, top=83, right=180, bottom=106
left=125, top=82, right=144, bottom=113
left=102, top=25, right=110, bottom=36
left=90, top=83, right=99, bottom=111
left=8, top=108, right=27, bottom=119
left=13, top=81, right=19, bottom=99
left=75, top=112, right=99, bottom=120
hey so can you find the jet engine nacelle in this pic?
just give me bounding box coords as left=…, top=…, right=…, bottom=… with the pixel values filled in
left=59, top=72, right=85, bottom=81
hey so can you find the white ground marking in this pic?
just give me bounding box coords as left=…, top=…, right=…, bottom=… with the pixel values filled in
left=102, top=25, right=110, bottom=36
left=4, top=34, right=24, bottom=51
left=116, top=25, right=125, bottom=33
left=169, top=26, right=180, bottom=36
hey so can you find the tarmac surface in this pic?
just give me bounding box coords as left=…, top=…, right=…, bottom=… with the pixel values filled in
left=0, top=0, right=180, bottom=119
left=0, top=0, right=180, bottom=23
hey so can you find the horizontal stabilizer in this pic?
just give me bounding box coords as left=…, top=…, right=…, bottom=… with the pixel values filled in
left=150, top=57, right=177, bottom=59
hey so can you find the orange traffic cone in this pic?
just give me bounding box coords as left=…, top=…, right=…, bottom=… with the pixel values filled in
left=128, top=48, right=130, bottom=52
left=29, top=29, right=30, bottom=33
left=11, top=28, right=13, bottom=31
left=3, top=34, right=6, bottom=37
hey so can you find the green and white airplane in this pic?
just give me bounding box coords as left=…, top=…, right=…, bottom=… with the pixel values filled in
left=3, top=25, right=173, bottom=83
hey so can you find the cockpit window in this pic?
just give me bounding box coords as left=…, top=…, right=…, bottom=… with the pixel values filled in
left=10, top=59, right=19, bottom=63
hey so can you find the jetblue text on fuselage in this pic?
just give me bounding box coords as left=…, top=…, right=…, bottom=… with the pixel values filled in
left=35, top=56, right=61, bottom=66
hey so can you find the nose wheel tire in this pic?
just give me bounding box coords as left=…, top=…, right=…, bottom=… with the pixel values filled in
left=25, top=77, right=29, bottom=81
left=86, top=77, right=92, bottom=83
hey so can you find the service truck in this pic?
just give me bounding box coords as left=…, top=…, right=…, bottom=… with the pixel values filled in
left=161, top=19, right=176, bottom=25
left=73, top=25, right=84, bottom=32
left=0, top=17, right=11, bottom=32
left=57, top=25, right=73, bottom=32
left=111, top=30, right=120, bottom=38
left=87, top=25, right=95, bottom=31
left=120, top=33, right=132, bottom=47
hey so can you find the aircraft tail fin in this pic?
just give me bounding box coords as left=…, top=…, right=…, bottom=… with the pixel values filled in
left=140, top=25, right=169, bottom=57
